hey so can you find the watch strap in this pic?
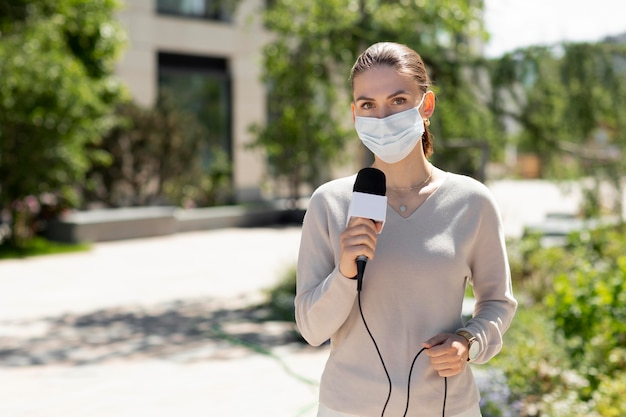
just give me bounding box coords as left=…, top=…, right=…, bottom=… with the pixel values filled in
left=456, top=330, right=476, bottom=343
left=456, top=330, right=478, bottom=361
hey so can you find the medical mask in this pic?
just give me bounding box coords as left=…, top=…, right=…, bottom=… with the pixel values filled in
left=355, top=97, right=426, bottom=164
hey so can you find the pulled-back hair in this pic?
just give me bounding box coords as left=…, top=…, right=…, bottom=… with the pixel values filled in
left=350, top=42, right=434, bottom=157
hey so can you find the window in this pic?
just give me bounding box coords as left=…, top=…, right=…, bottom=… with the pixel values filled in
left=158, top=52, right=232, bottom=168
left=156, top=0, right=233, bottom=22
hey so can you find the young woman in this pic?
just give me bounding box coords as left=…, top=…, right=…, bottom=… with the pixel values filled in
left=295, top=42, right=517, bottom=417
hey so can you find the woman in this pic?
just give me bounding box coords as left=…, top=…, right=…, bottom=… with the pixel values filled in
left=295, top=42, right=517, bottom=417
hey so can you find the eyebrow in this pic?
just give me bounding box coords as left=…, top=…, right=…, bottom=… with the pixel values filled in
left=354, top=89, right=412, bottom=102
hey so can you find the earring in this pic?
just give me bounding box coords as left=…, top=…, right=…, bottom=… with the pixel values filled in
left=424, top=118, right=430, bottom=127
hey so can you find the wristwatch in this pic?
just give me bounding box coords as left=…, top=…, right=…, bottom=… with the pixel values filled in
left=456, top=330, right=479, bottom=362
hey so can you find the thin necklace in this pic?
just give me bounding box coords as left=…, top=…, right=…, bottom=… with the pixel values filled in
left=389, top=167, right=433, bottom=213
left=389, top=167, right=433, bottom=191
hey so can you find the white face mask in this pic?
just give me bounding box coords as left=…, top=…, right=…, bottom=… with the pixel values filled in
left=354, top=96, right=426, bottom=164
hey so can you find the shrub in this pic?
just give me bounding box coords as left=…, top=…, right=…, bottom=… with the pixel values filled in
left=501, top=223, right=626, bottom=413
left=594, top=371, right=626, bottom=417
left=488, top=304, right=586, bottom=415
left=264, top=265, right=297, bottom=322
left=545, top=226, right=626, bottom=395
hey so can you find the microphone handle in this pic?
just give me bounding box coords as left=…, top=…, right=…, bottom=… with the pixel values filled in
left=356, top=255, right=368, bottom=291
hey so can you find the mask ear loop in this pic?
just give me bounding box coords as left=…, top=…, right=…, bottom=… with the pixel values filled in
left=415, top=93, right=427, bottom=111
left=417, top=92, right=431, bottom=128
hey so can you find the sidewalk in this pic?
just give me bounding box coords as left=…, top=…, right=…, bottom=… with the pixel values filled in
left=0, top=226, right=328, bottom=417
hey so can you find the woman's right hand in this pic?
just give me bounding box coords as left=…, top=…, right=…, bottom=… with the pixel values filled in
left=339, top=217, right=381, bottom=278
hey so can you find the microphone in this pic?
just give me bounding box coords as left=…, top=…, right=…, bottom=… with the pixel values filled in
left=347, top=167, right=387, bottom=291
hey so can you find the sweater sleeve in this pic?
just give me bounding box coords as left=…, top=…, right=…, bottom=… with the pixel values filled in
left=294, top=185, right=358, bottom=347
left=460, top=186, right=518, bottom=364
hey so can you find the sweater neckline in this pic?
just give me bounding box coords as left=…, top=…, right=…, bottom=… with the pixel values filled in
left=387, top=171, right=450, bottom=220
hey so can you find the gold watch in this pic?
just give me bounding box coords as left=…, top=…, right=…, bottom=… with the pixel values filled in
left=456, top=330, right=479, bottom=361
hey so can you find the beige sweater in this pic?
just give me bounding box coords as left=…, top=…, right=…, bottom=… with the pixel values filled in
left=295, top=171, right=517, bottom=416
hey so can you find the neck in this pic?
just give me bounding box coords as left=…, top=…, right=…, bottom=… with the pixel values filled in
left=372, top=156, right=431, bottom=190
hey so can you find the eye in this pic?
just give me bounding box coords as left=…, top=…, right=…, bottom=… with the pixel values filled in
left=360, top=102, right=375, bottom=110
left=392, top=97, right=407, bottom=105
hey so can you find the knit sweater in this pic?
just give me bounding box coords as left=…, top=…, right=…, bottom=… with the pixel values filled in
left=295, top=171, right=517, bottom=417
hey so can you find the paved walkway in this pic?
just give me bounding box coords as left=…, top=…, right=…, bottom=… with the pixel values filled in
left=0, top=227, right=326, bottom=417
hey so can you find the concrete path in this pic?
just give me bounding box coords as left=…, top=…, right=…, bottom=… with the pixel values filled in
left=0, top=227, right=327, bottom=417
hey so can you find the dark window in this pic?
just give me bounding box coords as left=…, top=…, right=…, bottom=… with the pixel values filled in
left=158, top=52, right=232, bottom=167
left=156, top=0, right=233, bottom=22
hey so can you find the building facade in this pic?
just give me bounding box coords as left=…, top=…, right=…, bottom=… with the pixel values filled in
left=114, top=0, right=270, bottom=203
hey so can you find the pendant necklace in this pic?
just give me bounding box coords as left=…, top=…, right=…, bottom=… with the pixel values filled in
left=389, top=167, right=433, bottom=213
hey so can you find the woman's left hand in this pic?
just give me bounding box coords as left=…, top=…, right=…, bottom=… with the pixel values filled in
left=423, top=333, right=469, bottom=377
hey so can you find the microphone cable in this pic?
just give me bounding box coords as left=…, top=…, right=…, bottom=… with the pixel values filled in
left=357, top=289, right=393, bottom=416
left=357, top=288, right=448, bottom=417
left=404, top=347, right=447, bottom=417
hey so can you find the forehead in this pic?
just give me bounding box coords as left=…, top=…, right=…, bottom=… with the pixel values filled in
left=352, top=65, right=418, bottom=99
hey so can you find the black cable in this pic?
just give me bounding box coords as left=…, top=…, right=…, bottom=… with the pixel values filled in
left=357, top=287, right=448, bottom=417
left=403, top=348, right=447, bottom=417
left=357, top=289, right=392, bottom=416
left=443, top=377, right=448, bottom=416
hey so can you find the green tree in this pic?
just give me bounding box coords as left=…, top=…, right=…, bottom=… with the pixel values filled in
left=489, top=42, right=626, bottom=217
left=251, top=0, right=503, bottom=205
left=0, top=0, right=126, bottom=246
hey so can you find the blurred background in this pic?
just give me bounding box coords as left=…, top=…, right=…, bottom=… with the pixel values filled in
left=1, top=0, right=625, bottom=416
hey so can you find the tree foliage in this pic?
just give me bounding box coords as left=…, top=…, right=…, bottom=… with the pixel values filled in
left=251, top=0, right=503, bottom=204
left=0, top=0, right=127, bottom=245
left=489, top=42, right=626, bottom=217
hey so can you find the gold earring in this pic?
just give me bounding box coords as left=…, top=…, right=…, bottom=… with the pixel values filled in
left=424, top=118, right=430, bottom=127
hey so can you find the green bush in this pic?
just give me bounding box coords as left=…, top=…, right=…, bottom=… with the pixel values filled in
left=594, top=371, right=626, bottom=417
left=264, top=265, right=297, bottom=322
left=488, top=304, right=583, bottom=415
left=545, top=226, right=626, bottom=395
left=507, top=233, right=577, bottom=304
left=500, top=223, right=626, bottom=414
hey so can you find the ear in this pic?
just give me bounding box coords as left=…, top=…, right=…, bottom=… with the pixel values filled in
left=351, top=102, right=356, bottom=123
left=422, top=91, right=435, bottom=118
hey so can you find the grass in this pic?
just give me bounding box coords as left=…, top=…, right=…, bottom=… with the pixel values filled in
left=0, top=237, right=91, bottom=259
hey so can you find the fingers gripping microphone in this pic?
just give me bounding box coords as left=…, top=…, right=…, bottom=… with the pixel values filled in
left=348, top=168, right=387, bottom=291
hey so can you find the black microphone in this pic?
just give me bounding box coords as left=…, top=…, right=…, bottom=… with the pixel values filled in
left=348, top=167, right=387, bottom=291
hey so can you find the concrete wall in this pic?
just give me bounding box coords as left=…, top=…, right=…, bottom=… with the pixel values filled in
left=46, top=205, right=304, bottom=243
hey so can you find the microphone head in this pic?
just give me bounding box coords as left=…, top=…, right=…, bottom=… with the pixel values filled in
left=353, top=167, right=386, bottom=196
